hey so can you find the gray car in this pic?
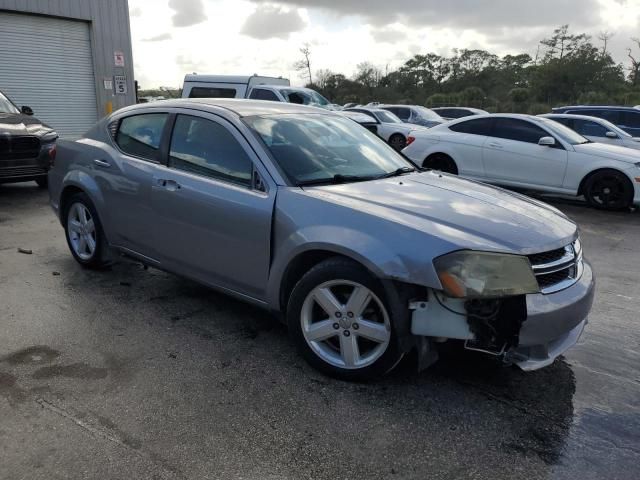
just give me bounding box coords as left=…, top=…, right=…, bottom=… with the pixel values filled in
left=48, top=99, right=595, bottom=380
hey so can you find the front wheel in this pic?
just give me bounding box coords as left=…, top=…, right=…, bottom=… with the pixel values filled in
left=584, top=170, right=633, bottom=210
left=287, top=258, right=403, bottom=380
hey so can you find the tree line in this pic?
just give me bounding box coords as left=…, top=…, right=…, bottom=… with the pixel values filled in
left=304, top=25, right=640, bottom=112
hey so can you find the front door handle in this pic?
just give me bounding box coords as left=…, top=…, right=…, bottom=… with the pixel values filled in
left=94, top=159, right=111, bottom=168
left=157, top=179, right=181, bottom=191
left=487, top=142, right=503, bottom=149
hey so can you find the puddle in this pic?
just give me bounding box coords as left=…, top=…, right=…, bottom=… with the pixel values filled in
left=1, top=346, right=60, bottom=365
left=32, top=363, right=109, bottom=380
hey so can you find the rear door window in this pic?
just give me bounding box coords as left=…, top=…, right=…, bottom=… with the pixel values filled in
left=168, top=115, right=253, bottom=187
left=492, top=118, right=548, bottom=144
left=449, top=117, right=493, bottom=135
left=249, top=89, right=280, bottom=101
left=116, top=113, right=168, bottom=162
left=188, top=87, right=238, bottom=98
left=574, top=109, right=621, bottom=124
left=620, top=111, right=640, bottom=128
left=395, top=107, right=411, bottom=121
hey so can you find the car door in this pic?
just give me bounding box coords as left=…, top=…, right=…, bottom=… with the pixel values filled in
left=102, top=112, right=170, bottom=259
left=445, top=117, right=494, bottom=179
left=482, top=118, right=568, bottom=187
left=150, top=112, right=276, bottom=300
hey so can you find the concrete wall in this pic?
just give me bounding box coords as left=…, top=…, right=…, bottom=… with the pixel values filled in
left=0, top=0, right=136, bottom=117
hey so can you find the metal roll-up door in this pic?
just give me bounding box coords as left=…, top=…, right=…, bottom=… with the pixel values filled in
left=0, top=11, right=98, bottom=139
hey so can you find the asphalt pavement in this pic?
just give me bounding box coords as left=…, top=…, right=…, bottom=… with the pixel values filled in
left=0, top=183, right=638, bottom=480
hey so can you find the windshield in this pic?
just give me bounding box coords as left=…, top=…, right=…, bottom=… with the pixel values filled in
left=374, top=110, right=403, bottom=124
left=282, top=88, right=330, bottom=107
left=538, top=117, right=590, bottom=145
left=0, top=91, right=20, bottom=114
left=414, top=106, right=444, bottom=121
left=244, top=114, right=415, bottom=186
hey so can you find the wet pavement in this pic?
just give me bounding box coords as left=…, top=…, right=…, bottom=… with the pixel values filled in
left=0, top=183, right=638, bottom=480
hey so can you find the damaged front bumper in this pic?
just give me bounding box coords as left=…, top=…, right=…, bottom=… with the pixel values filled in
left=411, top=260, right=595, bottom=371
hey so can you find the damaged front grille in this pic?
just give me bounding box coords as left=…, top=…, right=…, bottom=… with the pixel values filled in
left=0, top=135, right=41, bottom=160
left=528, top=239, right=582, bottom=294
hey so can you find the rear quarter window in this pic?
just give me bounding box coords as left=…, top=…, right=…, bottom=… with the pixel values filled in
left=115, top=113, right=168, bottom=162
left=449, top=118, right=493, bottom=135
left=188, top=87, right=238, bottom=98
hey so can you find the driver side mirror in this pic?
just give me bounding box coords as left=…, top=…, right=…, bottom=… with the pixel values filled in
left=21, top=106, right=34, bottom=116
left=538, top=136, right=556, bottom=146
left=605, top=131, right=618, bottom=139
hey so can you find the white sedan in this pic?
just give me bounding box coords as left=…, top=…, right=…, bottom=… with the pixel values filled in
left=540, top=113, right=640, bottom=150
left=345, top=107, right=427, bottom=151
left=402, top=114, right=640, bottom=210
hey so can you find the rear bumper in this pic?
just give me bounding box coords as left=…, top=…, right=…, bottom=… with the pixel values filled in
left=507, top=260, right=594, bottom=370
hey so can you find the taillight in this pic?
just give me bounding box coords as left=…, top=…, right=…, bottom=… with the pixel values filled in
left=406, top=136, right=416, bottom=146
left=48, top=144, right=57, bottom=166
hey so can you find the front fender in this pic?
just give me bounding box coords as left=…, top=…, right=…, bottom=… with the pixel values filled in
left=266, top=224, right=439, bottom=310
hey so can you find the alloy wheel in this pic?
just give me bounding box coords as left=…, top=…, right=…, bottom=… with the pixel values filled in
left=588, top=175, right=629, bottom=209
left=300, top=280, right=391, bottom=369
left=67, top=202, right=97, bottom=260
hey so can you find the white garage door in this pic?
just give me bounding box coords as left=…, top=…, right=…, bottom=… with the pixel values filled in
left=0, top=12, right=98, bottom=139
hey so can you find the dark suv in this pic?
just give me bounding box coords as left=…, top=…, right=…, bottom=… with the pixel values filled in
left=0, top=89, right=57, bottom=188
left=552, top=106, right=640, bottom=137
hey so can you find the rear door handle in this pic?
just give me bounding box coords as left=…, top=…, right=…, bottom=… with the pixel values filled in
left=94, top=159, right=111, bottom=168
left=157, top=179, right=181, bottom=191
left=487, top=142, right=503, bottom=149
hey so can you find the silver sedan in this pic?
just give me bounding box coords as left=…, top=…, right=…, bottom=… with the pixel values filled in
left=48, top=99, right=595, bottom=380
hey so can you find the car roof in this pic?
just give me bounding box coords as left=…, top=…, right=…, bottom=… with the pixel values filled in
left=555, top=105, right=638, bottom=111
left=113, top=98, right=331, bottom=118
left=541, top=113, right=611, bottom=122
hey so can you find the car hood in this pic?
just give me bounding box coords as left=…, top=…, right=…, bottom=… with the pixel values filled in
left=303, top=172, right=577, bottom=254
left=574, top=141, right=640, bottom=164
left=0, top=112, right=55, bottom=138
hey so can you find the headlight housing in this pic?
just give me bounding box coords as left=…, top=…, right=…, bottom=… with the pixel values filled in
left=434, top=251, right=540, bottom=298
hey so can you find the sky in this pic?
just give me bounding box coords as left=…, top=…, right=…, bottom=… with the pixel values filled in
left=129, top=0, right=640, bottom=89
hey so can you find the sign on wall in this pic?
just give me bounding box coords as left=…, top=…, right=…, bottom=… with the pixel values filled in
left=114, top=75, right=128, bottom=95
left=114, top=51, right=125, bottom=67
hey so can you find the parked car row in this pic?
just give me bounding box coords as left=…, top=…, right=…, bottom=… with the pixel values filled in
left=403, top=113, right=640, bottom=210
left=48, top=98, right=595, bottom=380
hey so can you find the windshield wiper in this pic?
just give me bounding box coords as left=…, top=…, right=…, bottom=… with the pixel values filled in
left=297, top=174, right=377, bottom=186
left=374, top=167, right=416, bottom=179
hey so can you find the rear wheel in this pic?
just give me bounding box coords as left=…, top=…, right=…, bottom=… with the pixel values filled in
left=584, top=170, right=633, bottom=210
left=63, top=192, right=110, bottom=269
left=388, top=134, right=407, bottom=151
left=287, top=258, right=403, bottom=380
left=424, top=154, right=458, bottom=174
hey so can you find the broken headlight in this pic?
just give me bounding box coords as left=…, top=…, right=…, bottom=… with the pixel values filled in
left=434, top=251, right=539, bottom=298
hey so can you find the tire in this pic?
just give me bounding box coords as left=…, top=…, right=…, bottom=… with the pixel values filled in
left=388, top=134, right=407, bottom=152
left=286, top=257, right=403, bottom=381
left=35, top=176, right=48, bottom=189
left=584, top=169, right=633, bottom=210
left=63, top=192, right=111, bottom=269
left=423, top=154, right=458, bottom=174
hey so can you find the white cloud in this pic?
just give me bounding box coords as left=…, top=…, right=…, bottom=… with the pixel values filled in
left=128, top=0, right=640, bottom=89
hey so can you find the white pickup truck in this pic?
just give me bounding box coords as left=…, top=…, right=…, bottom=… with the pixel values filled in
left=182, top=74, right=338, bottom=110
